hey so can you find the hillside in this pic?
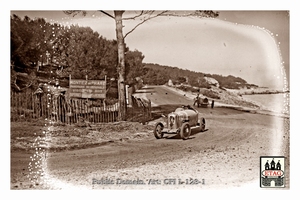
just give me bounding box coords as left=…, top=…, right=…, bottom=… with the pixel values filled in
left=142, top=63, right=258, bottom=90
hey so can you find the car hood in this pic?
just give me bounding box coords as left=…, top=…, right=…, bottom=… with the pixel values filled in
left=171, top=109, right=196, bottom=117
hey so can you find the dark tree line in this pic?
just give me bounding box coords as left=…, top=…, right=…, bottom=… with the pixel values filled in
left=10, top=14, right=145, bottom=92
left=142, top=63, right=257, bottom=89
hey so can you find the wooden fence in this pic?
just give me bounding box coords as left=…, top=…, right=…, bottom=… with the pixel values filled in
left=11, top=90, right=152, bottom=124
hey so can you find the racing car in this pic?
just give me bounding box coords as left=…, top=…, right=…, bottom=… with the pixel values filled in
left=153, top=105, right=206, bottom=140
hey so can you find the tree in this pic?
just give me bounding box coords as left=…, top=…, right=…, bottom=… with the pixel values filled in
left=177, top=76, right=187, bottom=84
left=125, top=50, right=145, bottom=86
left=11, top=15, right=51, bottom=91
left=11, top=15, right=119, bottom=91
left=64, top=10, right=219, bottom=121
left=114, top=11, right=126, bottom=121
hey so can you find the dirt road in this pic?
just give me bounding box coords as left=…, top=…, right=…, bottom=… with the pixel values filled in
left=11, top=85, right=290, bottom=190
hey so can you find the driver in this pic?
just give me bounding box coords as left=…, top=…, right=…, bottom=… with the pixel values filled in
left=182, top=105, right=191, bottom=110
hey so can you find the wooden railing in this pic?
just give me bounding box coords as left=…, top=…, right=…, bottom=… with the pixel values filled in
left=11, top=91, right=152, bottom=124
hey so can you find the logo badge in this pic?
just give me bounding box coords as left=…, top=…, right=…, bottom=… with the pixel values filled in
left=260, top=156, right=285, bottom=188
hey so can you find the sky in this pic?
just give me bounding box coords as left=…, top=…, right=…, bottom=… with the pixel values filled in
left=9, top=9, right=290, bottom=90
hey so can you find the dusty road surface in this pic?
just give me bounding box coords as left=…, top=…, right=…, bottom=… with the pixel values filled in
left=11, top=85, right=290, bottom=190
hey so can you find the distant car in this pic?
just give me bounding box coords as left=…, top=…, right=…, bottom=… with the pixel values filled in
left=194, top=96, right=210, bottom=108
left=153, top=105, right=206, bottom=140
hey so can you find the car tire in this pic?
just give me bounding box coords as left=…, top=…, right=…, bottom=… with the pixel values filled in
left=180, top=122, right=191, bottom=140
left=154, top=122, right=164, bottom=139
left=199, top=117, right=205, bottom=132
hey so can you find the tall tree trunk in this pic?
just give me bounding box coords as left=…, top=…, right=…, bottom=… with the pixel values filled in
left=114, top=11, right=126, bottom=121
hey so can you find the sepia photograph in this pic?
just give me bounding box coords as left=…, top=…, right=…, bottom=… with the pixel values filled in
left=7, top=1, right=296, bottom=195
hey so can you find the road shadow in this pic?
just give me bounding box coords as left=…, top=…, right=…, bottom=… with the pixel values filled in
left=142, top=87, right=155, bottom=90
left=133, top=91, right=153, bottom=94
left=134, top=87, right=155, bottom=92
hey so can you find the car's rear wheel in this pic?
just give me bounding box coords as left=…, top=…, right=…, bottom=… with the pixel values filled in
left=199, top=118, right=205, bottom=132
left=180, top=122, right=191, bottom=140
left=154, top=122, right=164, bottom=139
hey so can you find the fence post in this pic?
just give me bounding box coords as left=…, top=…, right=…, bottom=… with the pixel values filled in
left=149, top=99, right=152, bottom=120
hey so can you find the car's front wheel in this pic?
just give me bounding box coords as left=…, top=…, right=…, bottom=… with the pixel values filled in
left=180, top=122, right=191, bottom=140
left=154, top=122, right=164, bottom=139
left=199, top=117, right=205, bottom=132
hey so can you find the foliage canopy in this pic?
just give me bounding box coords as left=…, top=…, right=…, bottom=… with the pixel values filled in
left=10, top=15, right=145, bottom=92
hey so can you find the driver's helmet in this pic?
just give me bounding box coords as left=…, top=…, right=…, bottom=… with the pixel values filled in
left=182, top=105, right=191, bottom=110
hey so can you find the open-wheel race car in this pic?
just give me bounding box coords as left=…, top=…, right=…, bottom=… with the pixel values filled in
left=194, top=96, right=209, bottom=107
left=154, top=105, right=206, bottom=140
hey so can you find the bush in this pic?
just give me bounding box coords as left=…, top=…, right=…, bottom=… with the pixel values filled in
left=106, top=87, right=118, bottom=99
